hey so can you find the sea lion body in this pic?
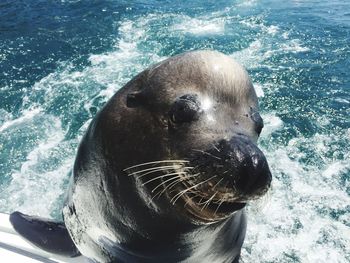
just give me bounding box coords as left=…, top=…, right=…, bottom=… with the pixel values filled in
left=10, top=51, right=272, bottom=263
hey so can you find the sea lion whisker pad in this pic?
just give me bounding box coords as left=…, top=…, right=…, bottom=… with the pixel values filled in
left=10, top=50, right=272, bottom=263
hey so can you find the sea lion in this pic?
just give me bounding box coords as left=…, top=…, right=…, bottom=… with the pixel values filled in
left=10, top=50, right=272, bottom=263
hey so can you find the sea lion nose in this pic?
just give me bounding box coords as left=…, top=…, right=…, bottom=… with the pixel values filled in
left=215, top=135, right=272, bottom=197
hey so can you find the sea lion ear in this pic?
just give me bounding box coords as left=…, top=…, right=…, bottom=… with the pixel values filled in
left=126, top=92, right=145, bottom=108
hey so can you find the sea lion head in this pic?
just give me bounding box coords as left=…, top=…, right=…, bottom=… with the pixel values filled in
left=99, top=50, right=271, bottom=225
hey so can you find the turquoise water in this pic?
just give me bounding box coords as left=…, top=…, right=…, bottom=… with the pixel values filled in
left=0, top=0, right=349, bottom=262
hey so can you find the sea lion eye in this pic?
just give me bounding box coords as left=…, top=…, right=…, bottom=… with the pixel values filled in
left=169, top=94, right=201, bottom=124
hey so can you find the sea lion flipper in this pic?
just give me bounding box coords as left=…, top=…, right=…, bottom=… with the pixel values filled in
left=9, top=211, right=80, bottom=257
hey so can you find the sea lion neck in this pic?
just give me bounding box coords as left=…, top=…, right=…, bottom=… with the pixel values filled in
left=114, top=211, right=246, bottom=262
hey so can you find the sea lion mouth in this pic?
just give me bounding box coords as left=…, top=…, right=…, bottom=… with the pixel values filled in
left=167, top=177, right=247, bottom=223
left=180, top=192, right=246, bottom=223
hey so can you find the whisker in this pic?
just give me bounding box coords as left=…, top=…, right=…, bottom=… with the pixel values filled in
left=131, top=167, right=175, bottom=178
left=201, top=192, right=217, bottom=211
left=214, top=197, right=226, bottom=215
left=184, top=193, right=201, bottom=208
left=124, top=160, right=189, bottom=171
left=152, top=173, right=200, bottom=199
left=211, top=143, right=221, bottom=153
left=192, top=149, right=221, bottom=160
left=135, top=166, right=193, bottom=179
left=151, top=175, right=184, bottom=194
left=212, top=178, right=223, bottom=190
left=128, top=165, right=181, bottom=176
left=166, top=173, right=200, bottom=191
left=142, top=172, right=187, bottom=186
left=196, top=197, right=205, bottom=205
left=151, top=177, right=184, bottom=201
left=170, top=175, right=218, bottom=205
left=184, top=196, right=193, bottom=208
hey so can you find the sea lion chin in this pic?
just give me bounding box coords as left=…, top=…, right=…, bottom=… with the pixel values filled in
left=10, top=50, right=272, bottom=263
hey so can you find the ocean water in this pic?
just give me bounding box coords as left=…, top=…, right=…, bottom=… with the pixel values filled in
left=0, top=0, right=349, bottom=262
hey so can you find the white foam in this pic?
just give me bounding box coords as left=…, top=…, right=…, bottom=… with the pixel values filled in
left=0, top=54, right=6, bottom=61
left=244, top=128, right=350, bottom=262
left=172, top=17, right=225, bottom=35
left=253, top=83, right=264, bottom=97
left=22, top=15, right=168, bottom=123
left=0, top=114, right=72, bottom=217
left=231, top=40, right=269, bottom=69
left=334, top=98, right=349, bottom=104
left=281, top=39, right=310, bottom=53
left=233, top=17, right=308, bottom=71
left=260, top=113, right=284, bottom=138
left=237, top=0, right=258, bottom=7
left=0, top=108, right=41, bottom=133
left=240, top=18, right=279, bottom=35
left=86, top=16, right=167, bottom=90
left=0, top=109, right=12, bottom=126
left=282, top=31, right=289, bottom=39
left=266, top=25, right=279, bottom=35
